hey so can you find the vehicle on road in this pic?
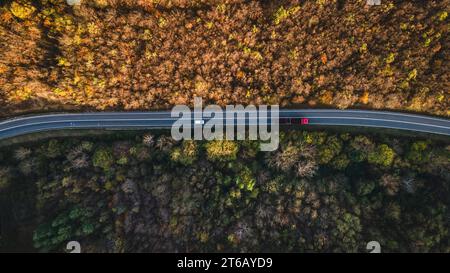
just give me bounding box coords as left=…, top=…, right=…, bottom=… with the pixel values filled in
left=279, top=118, right=309, bottom=125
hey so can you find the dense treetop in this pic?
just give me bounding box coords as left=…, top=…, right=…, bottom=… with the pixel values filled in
left=0, top=130, right=448, bottom=252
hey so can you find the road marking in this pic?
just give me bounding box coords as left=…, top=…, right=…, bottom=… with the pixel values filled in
left=1, top=109, right=449, bottom=125
left=0, top=116, right=449, bottom=137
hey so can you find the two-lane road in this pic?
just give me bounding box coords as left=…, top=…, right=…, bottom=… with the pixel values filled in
left=0, top=109, right=449, bottom=140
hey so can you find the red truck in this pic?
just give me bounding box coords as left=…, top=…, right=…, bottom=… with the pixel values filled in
left=279, top=118, right=309, bottom=125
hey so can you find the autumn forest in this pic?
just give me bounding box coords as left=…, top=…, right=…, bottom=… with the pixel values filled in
left=0, top=0, right=449, bottom=253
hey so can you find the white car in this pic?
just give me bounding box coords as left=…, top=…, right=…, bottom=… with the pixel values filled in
left=194, top=120, right=205, bottom=125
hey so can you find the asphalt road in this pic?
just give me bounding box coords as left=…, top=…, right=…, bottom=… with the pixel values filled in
left=0, top=109, right=449, bottom=140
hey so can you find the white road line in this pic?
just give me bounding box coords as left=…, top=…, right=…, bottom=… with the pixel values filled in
left=0, top=116, right=449, bottom=136
left=1, top=109, right=449, bottom=125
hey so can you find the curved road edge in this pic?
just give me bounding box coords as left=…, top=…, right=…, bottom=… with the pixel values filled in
left=0, top=109, right=449, bottom=140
